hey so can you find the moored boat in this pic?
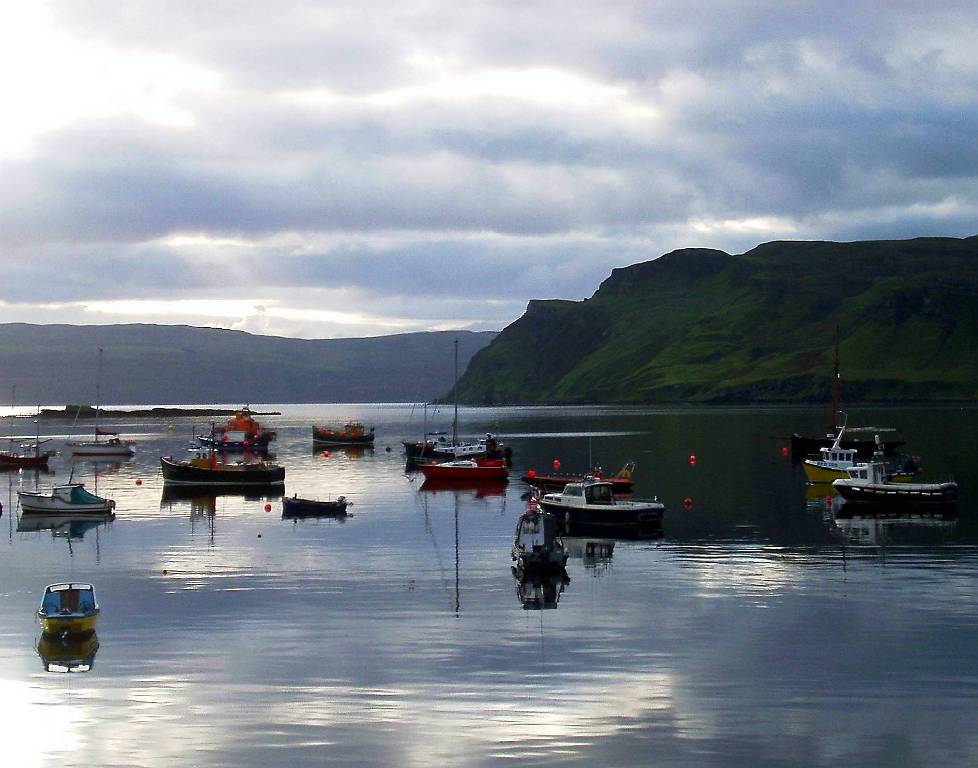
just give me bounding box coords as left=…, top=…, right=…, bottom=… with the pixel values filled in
left=512, top=502, right=568, bottom=573
left=195, top=406, right=276, bottom=451
left=160, top=455, right=285, bottom=486
left=537, top=476, right=664, bottom=532
left=831, top=452, right=957, bottom=509
left=417, top=457, right=509, bottom=482
left=312, top=422, right=375, bottom=446
left=19, top=484, right=115, bottom=514
left=803, top=426, right=917, bottom=483
left=282, top=495, right=349, bottom=517
left=66, top=348, right=136, bottom=457
left=522, top=461, right=635, bottom=493
left=37, top=582, right=100, bottom=637
left=0, top=443, right=53, bottom=469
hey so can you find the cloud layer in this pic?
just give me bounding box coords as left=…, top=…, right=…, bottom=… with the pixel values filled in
left=2, top=1, right=976, bottom=337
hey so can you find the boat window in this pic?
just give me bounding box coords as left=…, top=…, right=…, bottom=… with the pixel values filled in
left=565, top=486, right=583, bottom=497
left=859, top=470, right=867, bottom=479
left=586, top=484, right=613, bottom=504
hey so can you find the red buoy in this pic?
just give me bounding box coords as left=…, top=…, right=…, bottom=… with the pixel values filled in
left=527, top=469, right=537, bottom=478
left=135, top=479, right=143, bottom=486
left=552, top=459, right=561, bottom=470
left=683, top=497, right=693, bottom=509
left=688, top=454, right=697, bottom=465
left=781, top=446, right=789, bottom=458
left=264, top=503, right=272, bottom=512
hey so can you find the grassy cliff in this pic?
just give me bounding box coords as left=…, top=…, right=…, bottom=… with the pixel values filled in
left=455, top=236, right=978, bottom=404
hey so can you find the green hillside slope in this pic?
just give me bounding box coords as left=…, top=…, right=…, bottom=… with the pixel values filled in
left=455, top=236, right=978, bottom=404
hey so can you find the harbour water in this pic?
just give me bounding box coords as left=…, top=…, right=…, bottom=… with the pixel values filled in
left=1, top=404, right=977, bottom=767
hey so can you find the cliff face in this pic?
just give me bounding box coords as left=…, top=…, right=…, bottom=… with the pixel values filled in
left=454, top=236, right=978, bottom=404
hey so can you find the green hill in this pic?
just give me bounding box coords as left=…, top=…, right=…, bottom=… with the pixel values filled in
left=0, top=325, right=495, bottom=405
left=455, top=236, right=978, bottom=404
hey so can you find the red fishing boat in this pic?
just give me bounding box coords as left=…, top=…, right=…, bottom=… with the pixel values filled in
left=417, top=458, right=509, bottom=482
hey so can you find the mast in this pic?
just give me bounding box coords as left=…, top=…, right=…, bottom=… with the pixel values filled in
left=830, top=326, right=840, bottom=432
left=452, top=338, right=459, bottom=446
left=95, top=347, right=104, bottom=441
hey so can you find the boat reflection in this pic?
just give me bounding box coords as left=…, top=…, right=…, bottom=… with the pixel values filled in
left=37, top=631, right=99, bottom=673
left=564, top=537, right=616, bottom=562
left=313, top=444, right=372, bottom=460
left=68, top=455, right=131, bottom=474
left=833, top=508, right=959, bottom=546
left=17, top=511, right=115, bottom=540
left=512, top=568, right=570, bottom=610
left=160, top=484, right=284, bottom=516
left=419, top=478, right=508, bottom=497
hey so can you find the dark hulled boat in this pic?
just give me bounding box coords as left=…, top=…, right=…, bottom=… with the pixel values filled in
left=312, top=422, right=375, bottom=446
left=160, top=455, right=285, bottom=486
left=282, top=495, right=348, bottom=518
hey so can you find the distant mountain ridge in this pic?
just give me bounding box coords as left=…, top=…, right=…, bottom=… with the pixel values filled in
left=455, top=236, right=978, bottom=404
left=0, top=324, right=496, bottom=405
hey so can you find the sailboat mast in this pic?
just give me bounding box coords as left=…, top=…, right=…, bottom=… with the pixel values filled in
left=452, top=338, right=459, bottom=446
left=95, top=347, right=104, bottom=441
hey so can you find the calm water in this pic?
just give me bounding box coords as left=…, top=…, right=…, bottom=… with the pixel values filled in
left=2, top=404, right=977, bottom=767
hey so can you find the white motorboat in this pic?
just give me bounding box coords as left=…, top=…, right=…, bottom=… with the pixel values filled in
left=832, top=448, right=956, bottom=509
left=537, top=476, right=664, bottom=532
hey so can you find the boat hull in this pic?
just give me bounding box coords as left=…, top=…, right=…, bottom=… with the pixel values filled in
left=522, top=473, right=633, bottom=493
left=39, top=612, right=99, bottom=637
left=67, top=441, right=134, bottom=457
left=0, top=452, right=50, bottom=468
left=312, top=427, right=375, bottom=446
left=282, top=496, right=348, bottom=517
left=160, top=457, right=285, bottom=486
left=833, top=480, right=958, bottom=508
left=418, top=462, right=508, bottom=482
left=538, top=499, right=665, bottom=530
left=18, top=493, right=114, bottom=515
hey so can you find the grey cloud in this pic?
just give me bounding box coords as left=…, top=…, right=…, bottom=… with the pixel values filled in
left=5, top=1, right=977, bottom=336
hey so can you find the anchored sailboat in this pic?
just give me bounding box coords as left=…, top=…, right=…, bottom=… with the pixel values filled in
left=66, top=348, right=135, bottom=457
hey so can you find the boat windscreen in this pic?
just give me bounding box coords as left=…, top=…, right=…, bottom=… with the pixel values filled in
left=70, top=486, right=104, bottom=504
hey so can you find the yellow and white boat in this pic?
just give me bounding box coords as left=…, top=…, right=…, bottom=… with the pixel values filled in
left=37, top=582, right=99, bottom=637
left=803, top=426, right=915, bottom=483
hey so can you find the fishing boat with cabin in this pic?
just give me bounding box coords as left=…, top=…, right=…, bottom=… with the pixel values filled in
left=832, top=441, right=957, bottom=509
left=193, top=406, right=277, bottom=451
left=160, top=453, right=285, bottom=486
left=312, top=422, right=375, bottom=446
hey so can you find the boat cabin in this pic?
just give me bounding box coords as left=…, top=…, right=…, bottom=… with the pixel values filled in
left=514, top=509, right=560, bottom=552
left=39, top=583, right=97, bottom=616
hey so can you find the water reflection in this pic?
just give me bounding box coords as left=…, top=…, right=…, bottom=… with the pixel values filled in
left=833, top=509, right=959, bottom=546
left=512, top=567, right=570, bottom=609
left=36, top=631, right=100, bottom=674
left=17, top=511, right=115, bottom=539
left=418, top=478, right=508, bottom=497
left=312, top=444, right=373, bottom=460
left=160, top=484, right=284, bottom=516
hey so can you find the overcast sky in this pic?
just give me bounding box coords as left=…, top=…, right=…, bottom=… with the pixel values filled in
left=1, top=1, right=976, bottom=338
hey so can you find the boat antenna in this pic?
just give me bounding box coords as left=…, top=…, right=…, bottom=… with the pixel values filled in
left=830, top=325, right=840, bottom=432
